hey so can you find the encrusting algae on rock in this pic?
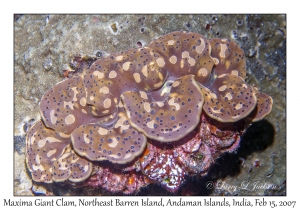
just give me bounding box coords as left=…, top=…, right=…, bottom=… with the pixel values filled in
left=25, top=31, right=273, bottom=194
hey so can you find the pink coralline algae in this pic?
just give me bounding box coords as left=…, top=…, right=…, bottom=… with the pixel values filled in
left=25, top=31, right=273, bottom=194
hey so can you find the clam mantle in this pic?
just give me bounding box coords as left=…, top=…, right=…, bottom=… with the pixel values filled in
left=26, top=31, right=272, bottom=193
